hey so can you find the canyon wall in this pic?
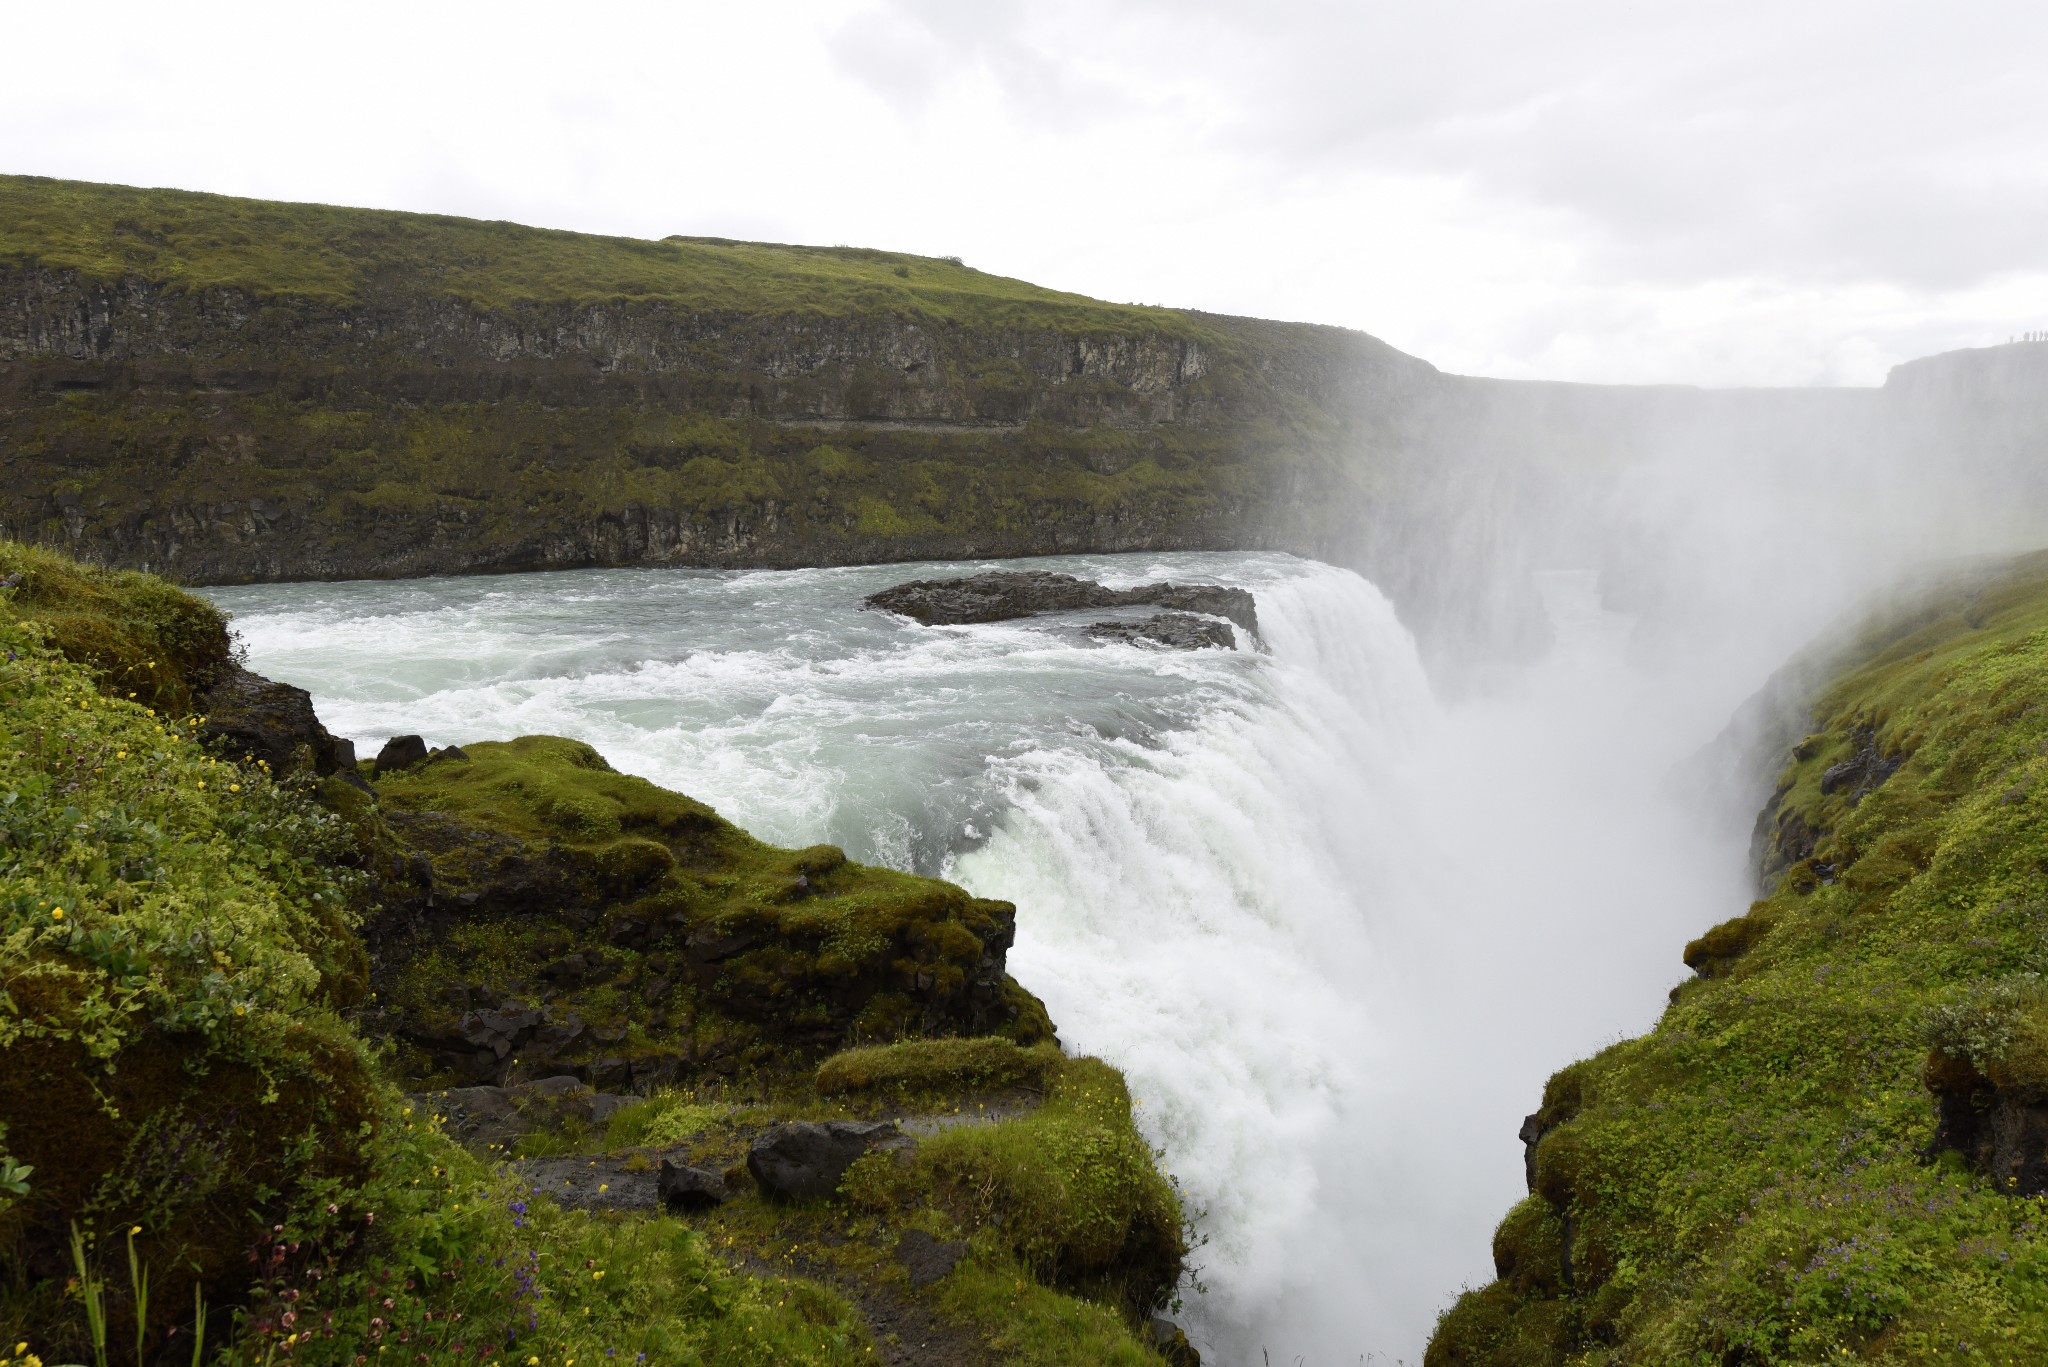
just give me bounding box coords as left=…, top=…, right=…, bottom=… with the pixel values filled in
left=4, top=174, right=2047, bottom=675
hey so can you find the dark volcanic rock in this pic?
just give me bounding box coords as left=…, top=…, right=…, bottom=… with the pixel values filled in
left=866, top=570, right=1124, bottom=623
left=412, top=1074, right=634, bottom=1151
left=1817, top=724, right=1904, bottom=801
left=894, top=1229, right=968, bottom=1289
left=1086, top=612, right=1237, bottom=650
left=198, top=663, right=358, bottom=779
left=658, top=1159, right=729, bottom=1212
left=514, top=1154, right=661, bottom=1212
left=417, top=1005, right=547, bottom=1082
left=376, top=734, right=430, bottom=773
left=1148, top=1316, right=1202, bottom=1367
left=1925, top=1050, right=2048, bottom=1195
left=1135, top=583, right=1260, bottom=635
left=865, top=570, right=1258, bottom=636
left=747, top=1120, right=902, bottom=1201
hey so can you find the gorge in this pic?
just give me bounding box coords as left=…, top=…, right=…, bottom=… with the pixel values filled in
left=5, top=175, right=2048, bottom=1365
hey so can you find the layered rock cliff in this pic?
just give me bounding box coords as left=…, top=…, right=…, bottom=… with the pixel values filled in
left=0, top=175, right=1437, bottom=593
left=6, top=174, right=2048, bottom=681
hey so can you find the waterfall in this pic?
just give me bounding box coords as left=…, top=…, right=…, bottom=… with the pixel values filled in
left=211, top=550, right=1753, bottom=1362
left=950, top=565, right=1752, bottom=1359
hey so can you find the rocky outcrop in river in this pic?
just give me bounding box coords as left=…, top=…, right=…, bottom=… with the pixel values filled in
left=864, top=568, right=1258, bottom=637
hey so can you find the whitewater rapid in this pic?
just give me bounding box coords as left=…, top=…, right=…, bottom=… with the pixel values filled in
left=209, top=551, right=1752, bottom=1362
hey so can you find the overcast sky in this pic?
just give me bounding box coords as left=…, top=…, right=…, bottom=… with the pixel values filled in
left=5, top=0, right=2046, bottom=386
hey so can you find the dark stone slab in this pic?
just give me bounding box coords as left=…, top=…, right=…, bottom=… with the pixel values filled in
left=658, top=1159, right=729, bottom=1212
left=865, top=570, right=1258, bottom=636
left=747, top=1119, right=901, bottom=1201
left=1087, top=612, right=1237, bottom=650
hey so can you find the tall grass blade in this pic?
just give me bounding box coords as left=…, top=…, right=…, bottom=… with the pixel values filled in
left=67, top=1224, right=108, bottom=1367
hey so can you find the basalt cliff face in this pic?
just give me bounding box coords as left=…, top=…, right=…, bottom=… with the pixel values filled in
left=0, top=175, right=1434, bottom=591
left=6, top=175, right=2048, bottom=679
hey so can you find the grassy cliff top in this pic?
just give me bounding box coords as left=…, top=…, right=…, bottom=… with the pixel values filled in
left=0, top=173, right=1206, bottom=334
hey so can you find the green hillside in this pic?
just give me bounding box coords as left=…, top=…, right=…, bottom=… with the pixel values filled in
left=0, top=174, right=1201, bottom=333
left=1430, top=553, right=2048, bottom=1365
left=0, top=175, right=1409, bottom=588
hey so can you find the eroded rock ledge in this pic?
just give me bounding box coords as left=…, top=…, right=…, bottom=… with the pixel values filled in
left=864, top=569, right=1258, bottom=641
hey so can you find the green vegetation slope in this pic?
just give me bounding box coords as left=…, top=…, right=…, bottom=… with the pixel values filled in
left=1429, top=552, right=2048, bottom=1365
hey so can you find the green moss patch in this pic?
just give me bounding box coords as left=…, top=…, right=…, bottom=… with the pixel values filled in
left=0, top=541, right=232, bottom=711
left=815, top=1036, right=1062, bottom=1104
left=914, top=1057, right=1186, bottom=1317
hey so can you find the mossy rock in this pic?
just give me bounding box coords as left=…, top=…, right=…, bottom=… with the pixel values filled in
left=815, top=1036, right=1063, bottom=1103
left=0, top=994, right=378, bottom=1361
left=364, top=736, right=1053, bottom=1089
left=1680, top=904, right=1776, bottom=979
left=1425, top=1282, right=1574, bottom=1367
left=0, top=541, right=231, bottom=710
left=914, top=1056, right=1185, bottom=1317
left=1491, top=1197, right=1569, bottom=1299
left=0, top=592, right=378, bottom=1358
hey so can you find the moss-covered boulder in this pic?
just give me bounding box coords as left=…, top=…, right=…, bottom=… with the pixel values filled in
left=358, top=735, right=1052, bottom=1089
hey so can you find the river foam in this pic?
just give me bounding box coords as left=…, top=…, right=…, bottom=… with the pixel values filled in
left=210, top=551, right=1751, bottom=1362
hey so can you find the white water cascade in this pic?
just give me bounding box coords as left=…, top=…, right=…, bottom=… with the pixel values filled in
left=211, top=551, right=1757, bottom=1362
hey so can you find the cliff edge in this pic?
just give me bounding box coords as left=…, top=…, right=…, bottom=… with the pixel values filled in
left=1428, top=549, right=2048, bottom=1364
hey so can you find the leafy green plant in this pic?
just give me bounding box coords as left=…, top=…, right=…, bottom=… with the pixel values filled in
left=66, top=1226, right=107, bottom=1367
left=0, top=579, right=376, bottom=1357
left=0, top=1122, right=30, bottom=1203
left=604, top=1095, right=727, bottom=1150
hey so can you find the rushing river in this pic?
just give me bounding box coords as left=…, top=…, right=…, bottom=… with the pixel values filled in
left=208, top=551, right=1752, bottom=1363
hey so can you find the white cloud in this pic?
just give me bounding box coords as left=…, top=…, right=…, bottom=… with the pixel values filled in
left=1, top=0, right=2044, bottom=384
